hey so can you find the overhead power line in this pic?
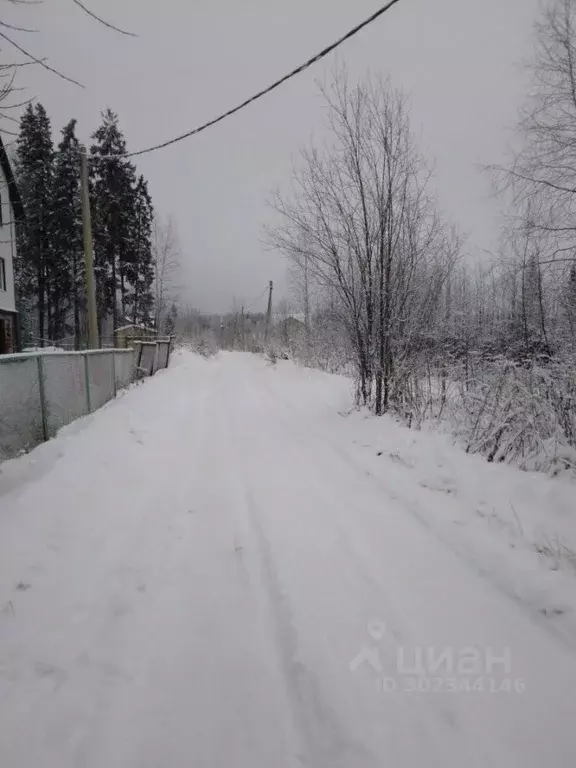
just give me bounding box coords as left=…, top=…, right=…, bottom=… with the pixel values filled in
left=122, top=0, right=404, bottom=159
left=71, top=0, right=138, bottom=37
left=244, top=286, right=270, bottom=312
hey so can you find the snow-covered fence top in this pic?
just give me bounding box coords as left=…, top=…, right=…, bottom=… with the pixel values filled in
left=0, top=348, right=135, bottom=462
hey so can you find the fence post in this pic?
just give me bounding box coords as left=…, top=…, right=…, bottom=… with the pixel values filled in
left=84, top=353, right=92, bottom=413
left=111, top=351, right=117, bottom=397
left=149, top=344, right=155, bottom=376
left=36, top=354, right=48, bottom=442
left=152, top=344, right=158, bottom=376
left=135, top=344, right=144, bottom=380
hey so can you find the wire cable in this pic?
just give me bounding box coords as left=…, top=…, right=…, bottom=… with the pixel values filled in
left=244, top=286, right=270, bottom=312
left=3, top=1, right=404, bottom=214
left=121, top=0, right=404, bottom=159
left=4, top=2, right=404, bottom=164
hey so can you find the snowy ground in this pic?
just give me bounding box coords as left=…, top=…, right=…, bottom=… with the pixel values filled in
left=1, top=350, right=576, bottom=767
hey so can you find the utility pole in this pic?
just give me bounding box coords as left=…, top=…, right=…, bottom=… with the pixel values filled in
left=241, top=305, right=246, bottom=351
left=80, top=145, right=99, bottom=349
left=265, top=280, right=273, bottom=341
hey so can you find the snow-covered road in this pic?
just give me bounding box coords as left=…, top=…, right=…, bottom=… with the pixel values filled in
left=1, top=351, right=576, bottom=767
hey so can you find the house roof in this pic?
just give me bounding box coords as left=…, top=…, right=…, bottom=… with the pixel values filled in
left=0, top=135, right=24, bottom=221
left=277, top=314, right=306, bottom=326
left=115, top=324, right=157, bottom=334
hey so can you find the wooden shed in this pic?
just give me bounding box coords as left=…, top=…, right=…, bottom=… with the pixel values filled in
left=114, top=324, right=157, bottom=349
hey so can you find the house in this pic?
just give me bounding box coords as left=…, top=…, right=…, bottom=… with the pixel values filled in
left=0, top=136, right=23, bottom=354
left=274, top=313, right=308, bottom=345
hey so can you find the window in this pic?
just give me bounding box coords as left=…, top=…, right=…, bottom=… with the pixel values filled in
left=0, top=257, right=6, bottom=291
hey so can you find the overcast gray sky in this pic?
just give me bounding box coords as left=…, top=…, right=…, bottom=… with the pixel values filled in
left=3, top=0, right=540, bottom=313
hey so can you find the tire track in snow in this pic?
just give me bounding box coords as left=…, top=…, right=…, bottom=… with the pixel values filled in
left=221, top=358, right=476, bottom=766
left=243, top=488, right=379, bottom=768
left=218, top=366, right=379, bottom=768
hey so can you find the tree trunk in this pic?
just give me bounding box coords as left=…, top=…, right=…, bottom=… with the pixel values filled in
left=375, top=243, right=385, bottom=416
left=37, top=261, right=45, bottom=347
left=120, top=268, right=126, bottom=322
left=110, top=247, right=117, bottom=336
left=73, top=251, right=81, bottom=349
left=382, top=248, right=393, bottom=413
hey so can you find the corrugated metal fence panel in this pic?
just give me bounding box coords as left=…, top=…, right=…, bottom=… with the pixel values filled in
left=86, top=351, right=115, bottom=411
left=139, top=343, right=156, bottom=376
left=114, top=349, right=134, bottom=390
left=0, top=355, right=43, bottom=460
left=156, top=340, right=170, bottom=370
left=41, top=353, right=88, bottom=437
left=152, top=344, right=159, bottom=374
left=131, top=341, right=144, bottom=378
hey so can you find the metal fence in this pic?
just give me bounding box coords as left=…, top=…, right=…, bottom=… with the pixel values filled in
left=132, top=338, right=171, bottom=379
left=0, top=339, right=172, bottom=462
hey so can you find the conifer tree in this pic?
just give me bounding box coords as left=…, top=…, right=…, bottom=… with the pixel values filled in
left=51, top=119, right=82, bottom=345
left=16, top=102, right=54, bottom=345
left=125, top=175, right=154, bottom=326
left=90, top=108, right=136, bottom=334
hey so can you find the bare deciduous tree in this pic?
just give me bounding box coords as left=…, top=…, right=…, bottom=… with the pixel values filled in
left=269, top=70, right=459, bottom=414
left=152, top=215, right=180, bottom=333
left=499, top=0, right=576, bottom=263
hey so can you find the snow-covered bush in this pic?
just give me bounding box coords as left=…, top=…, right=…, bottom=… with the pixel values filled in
left=179, top=333, right=219, bottom=359
left=456, top=359, right=576, bottom=473
left=397, top=356, right=576, bottom=475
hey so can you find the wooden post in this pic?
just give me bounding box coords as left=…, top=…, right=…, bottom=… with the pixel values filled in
left=80, top=146, right=99, bottom=350
left=265, top=280, right=273, bottom=341
left=84, top=353, right=92, bottom=413
left=36, top=354, right=48, bottom=441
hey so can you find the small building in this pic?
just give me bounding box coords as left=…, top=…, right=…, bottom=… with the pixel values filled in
left=0, top=136, right=24, bottom=354
left=275, top=314, right=307, bottom=345
left=114, top=324, right=157, bottom=349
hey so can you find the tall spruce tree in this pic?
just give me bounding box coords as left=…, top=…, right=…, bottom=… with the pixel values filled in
left=125, top=175, right=154, bottom=326
left=16, top=103, right=54, bottom=345
left=90, top=109, right=136, bottom=335
left=15, top=105, right=157, bottom=344
left=51, top=119, right=82, bottom=345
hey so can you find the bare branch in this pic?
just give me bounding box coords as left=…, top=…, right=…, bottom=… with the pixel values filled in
left=0, top=30, right=84, bottom=87
left=0, top=111, right=21, bottom=124
left=0, top=20, right=38, bottom=32
left=0, top=97, right=37, bottom=109
left=71, top=0, right=138, bottom=37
